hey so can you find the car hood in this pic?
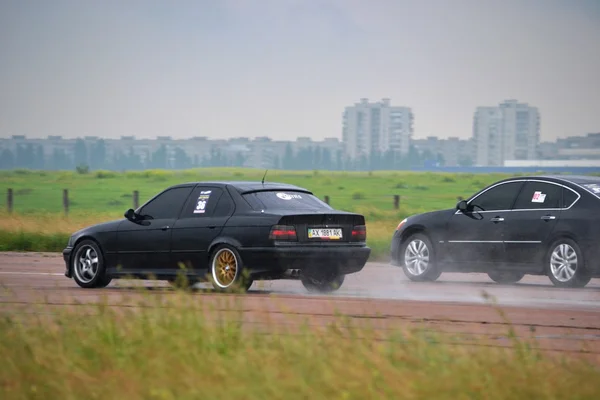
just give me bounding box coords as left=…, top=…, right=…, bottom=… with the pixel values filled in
left=405, top=208, right=456, bottom=224
left=72, top=219, right=124, bottom=237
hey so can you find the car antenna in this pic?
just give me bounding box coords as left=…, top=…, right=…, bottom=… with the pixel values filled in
left=261, top=169, right=269, bottom=185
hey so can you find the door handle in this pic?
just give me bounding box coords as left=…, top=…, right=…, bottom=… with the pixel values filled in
left=490, top=216, right=504, bottom=222
left=208, top=225, right=216, bottom=229
left=541, top=215, right=556, bottom=221
left=161, top=225, right=170, bottom=231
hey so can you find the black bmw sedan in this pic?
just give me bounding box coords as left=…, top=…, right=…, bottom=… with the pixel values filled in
left=391, top=175, right=600, bottom=288
left=63, top=181, right=370, bottom=292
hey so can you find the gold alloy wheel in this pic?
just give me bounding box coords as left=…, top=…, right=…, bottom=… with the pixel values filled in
left=212, top=248, right=238, bottom=288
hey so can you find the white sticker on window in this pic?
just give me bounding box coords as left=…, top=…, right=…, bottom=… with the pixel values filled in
left=531, top=191, right=546, bottom=203
left=276, top=192, right=302, bottom=200
left=193, top=191, right=212, bottom=213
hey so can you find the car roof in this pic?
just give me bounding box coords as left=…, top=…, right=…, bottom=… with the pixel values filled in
left=169, top=181, right=312, bottom=194
left=502, top=175, right=600, bottom=185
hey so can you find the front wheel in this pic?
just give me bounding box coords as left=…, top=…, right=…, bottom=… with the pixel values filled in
left=546, top=238, right=591, bottom=288
left=487, top=270, right=525, bottom=284
left=71, top=240, right=111, bottom=288
left=301, top=274, right=345, bottom=293
left=400, top=233, right=442, bottom=282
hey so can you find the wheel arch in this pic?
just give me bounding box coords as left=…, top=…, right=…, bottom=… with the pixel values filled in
left=207, top=237, right=243, bottom=259
left=399, top=224, right=430, bottom=245
left=546, top=230, right=580, bottom=247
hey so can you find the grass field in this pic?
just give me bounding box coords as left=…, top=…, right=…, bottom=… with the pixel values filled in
left=0, top=168, right=594, bottom=258
left=1, top=292, right=598, bottom=399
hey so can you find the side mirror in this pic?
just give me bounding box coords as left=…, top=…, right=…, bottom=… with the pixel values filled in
left=124, top=208, right=136, bottom=221
left=456, top=200, right=468, bottom=212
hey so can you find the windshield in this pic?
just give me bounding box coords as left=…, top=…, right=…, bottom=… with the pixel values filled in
left=242, top=191, right=332, bottom=211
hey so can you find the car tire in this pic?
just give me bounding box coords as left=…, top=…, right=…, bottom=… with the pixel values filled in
left=71, top=239, right=111, bottom=289
left=487, top=270, right=525, bottom=284
left=208, top=244, right=253, bottom=292
left=300, top=273, right=345, bottom=293
left=546, top=238, right=592, bottom=288
left=400, top=232, right=441, bottom=282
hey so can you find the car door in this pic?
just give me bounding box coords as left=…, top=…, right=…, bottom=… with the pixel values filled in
left=116, top=185, right=195, bottom=273
left=170, top=185, right=235, bottom=273
left=503, top=180, right=565, bottom=266
left=445, top=180, right=525, bottom=266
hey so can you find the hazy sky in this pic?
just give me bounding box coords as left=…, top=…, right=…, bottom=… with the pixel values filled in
left=1, top=0, right=599, bottom=142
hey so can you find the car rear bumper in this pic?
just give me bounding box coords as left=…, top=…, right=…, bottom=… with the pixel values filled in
left=239, top=245, right=371, bottom=276
left=62, top=247, right=72, bottom=277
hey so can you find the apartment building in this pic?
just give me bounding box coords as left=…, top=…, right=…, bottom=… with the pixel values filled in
left=473, top=100, right=540, bottom=166
left=342, top=98, right=413, bottom=160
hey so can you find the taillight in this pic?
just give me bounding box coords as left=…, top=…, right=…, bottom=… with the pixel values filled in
left=269, top=225, right=297, bottom=241
left=351, top=225, right=367, bottom=241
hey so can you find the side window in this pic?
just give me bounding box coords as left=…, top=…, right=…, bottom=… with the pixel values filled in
left=181, top=187, right=223, bottom=218
left=512, top=181, right=562, bottom=210
left=469, top=181, right=524, bottom=211
left=212, top=188, right=235, bottom=217
left=139, top=187, right=194, bottom=219
left=561, top=187, right=578, bottom=208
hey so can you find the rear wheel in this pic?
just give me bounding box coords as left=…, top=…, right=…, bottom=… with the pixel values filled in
left=487, top=270, right=525, bottom=284
left=301, top=273, right=345, bottom=293
left=71, top=240, right=111, bottom=288
left=209, top=245, right=253, bottom=292
left=400, top=233, right=441, bottom=282
left=546, top=238, right=591, bottom=288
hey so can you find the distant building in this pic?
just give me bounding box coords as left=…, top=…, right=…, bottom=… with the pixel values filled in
left=412, top=136, right=475, bottom=167
left=473, top=100, right=540, bottom=166
left=342, top=98, right=413, bottom=160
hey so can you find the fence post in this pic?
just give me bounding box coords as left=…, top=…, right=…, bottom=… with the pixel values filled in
left=324, top=195, right=330, bottom=205
left=393, top=195, right=400, bottom=210
left=63, top=189, right=69, bottom=216
left=133, top=190, right=139, bottom=209
left=7, top=188, right=13, bottom=214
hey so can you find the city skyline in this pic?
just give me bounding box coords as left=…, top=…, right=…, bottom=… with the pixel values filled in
left=1, top=97, right=595, bottom=144
left=1, top=0, right=600, bottom=142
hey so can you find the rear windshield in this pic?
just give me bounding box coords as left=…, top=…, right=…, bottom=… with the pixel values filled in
left=242, top=191, right=332, bottom=211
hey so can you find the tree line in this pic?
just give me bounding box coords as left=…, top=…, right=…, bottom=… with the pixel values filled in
left=0, top=139, right=473, bottom=171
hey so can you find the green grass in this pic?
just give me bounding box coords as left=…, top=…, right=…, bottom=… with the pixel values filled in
left=0, top=292, right=598, bottom=399
left=0, top=168, right=519, bottom=216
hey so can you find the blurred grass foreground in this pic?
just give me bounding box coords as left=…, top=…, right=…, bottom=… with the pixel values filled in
left=0, top=290, right=598, bottom=399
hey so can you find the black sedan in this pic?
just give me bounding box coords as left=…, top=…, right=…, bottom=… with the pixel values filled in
left=63, top=181, right=370, bottom=292
left=391, top=175, right=600, bottom=288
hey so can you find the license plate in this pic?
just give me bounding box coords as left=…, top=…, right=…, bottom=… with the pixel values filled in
left=308, top=228, right=343, bottom=239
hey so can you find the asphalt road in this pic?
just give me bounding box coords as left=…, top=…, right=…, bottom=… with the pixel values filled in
left=1, top=252, right=598, bottom=310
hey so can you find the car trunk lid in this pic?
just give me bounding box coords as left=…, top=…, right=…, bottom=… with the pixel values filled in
left=276, top=211, right=366, bottom=243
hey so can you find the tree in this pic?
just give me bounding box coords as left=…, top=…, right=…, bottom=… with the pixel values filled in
left=283, top=144, right=294, bottom=170
left=89, top=140, right=106, bottom=170
left=0, top=149, right=15, bottom=169
left=73, top=139, right=88, bottom=167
